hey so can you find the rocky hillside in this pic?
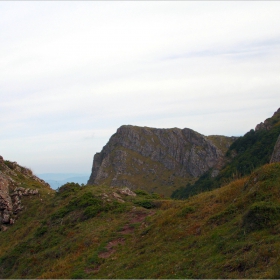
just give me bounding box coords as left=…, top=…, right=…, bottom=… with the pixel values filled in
left=1, top=109, right=280, bottom=279
left=0, top=156, right=52, bottom=231
left=88, top=126, right=236, bottom=196
left=172, top=108, right=280, bottom=199
left=1, top=160, right=280, bottom=279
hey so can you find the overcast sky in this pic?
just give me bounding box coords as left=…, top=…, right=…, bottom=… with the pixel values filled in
left=1, top=1, right=280, bottom=174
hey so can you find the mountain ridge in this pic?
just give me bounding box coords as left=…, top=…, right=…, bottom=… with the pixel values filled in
left=1, top=108, right=280, bottom=278
left=1, top=158, right=280, bottom=278
left=88, top=125, right=236, bottom=196
left=172, top=107, right=280, bottom=199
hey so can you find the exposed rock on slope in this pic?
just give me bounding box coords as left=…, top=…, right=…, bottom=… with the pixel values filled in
left=0, top=156, right=50, bottom=229
left=270, top=134, right=280, bottom=163
left=172, top=108, right=280, bottom=200
left=88, top=126, right=235, bottom=196
left=255, top=108, right=280, bottom=131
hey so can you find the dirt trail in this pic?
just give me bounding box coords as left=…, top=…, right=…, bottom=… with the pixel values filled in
left=98, top=209, right=154, bottom=259
left=98, top=237, right=125, bottom=258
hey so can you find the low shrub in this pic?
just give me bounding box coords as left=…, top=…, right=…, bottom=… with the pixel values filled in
left=71, top=269, right=87, bottom=279
left=83, top=205, right=101, bottom=220
left=179, top=205, right=195, bottom=217
left=242, top=202, right=280, bottom=232
left=69, top=192, right=102, bottom=209
left=35, top=226, right=48, bottom=237
left=134, top=189, right=149, bottom=196
left=4, top=160, right=14, bottom=170
left=56, top=183, right=81, bottom=198
left=52, top=192, right=103, bottom=221
left=209, top=205, right=237, bottom=225
left=87, top=252, right=102, bottom=266
left=106, top=201, right=128, bottom=213
left=134, top=199, right=156, bottom=209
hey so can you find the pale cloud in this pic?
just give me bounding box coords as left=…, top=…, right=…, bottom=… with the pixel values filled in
left=0, top=1, right=280, bottom=173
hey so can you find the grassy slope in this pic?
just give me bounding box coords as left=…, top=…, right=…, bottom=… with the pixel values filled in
left=207, top=135, right=237, bottom=154
left=1, top=163, right=280, bottom=278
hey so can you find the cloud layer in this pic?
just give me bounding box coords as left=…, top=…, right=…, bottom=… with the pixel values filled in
left=1, top=2, right=280, bottom=173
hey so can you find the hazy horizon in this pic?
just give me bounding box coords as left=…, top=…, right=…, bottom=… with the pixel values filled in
left=1, top=2, right=280, bottom=173
left=36, top=173, right=91, bottom=189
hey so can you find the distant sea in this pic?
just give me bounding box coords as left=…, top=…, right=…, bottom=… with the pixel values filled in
left=36, top=173, right=90, bottom=190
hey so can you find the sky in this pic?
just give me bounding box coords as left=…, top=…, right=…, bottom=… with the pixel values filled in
left=1, top=1, right=280, bottom=174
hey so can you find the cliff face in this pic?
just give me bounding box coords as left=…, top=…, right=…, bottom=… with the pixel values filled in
left=88, top=126, right=235, bottom=196
left=172, top=108, right=280, bottom=200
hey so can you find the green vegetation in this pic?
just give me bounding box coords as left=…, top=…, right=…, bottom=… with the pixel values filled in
left=207, top=135, right=237, bottom=154
left=1, top=110, right=280, bottom=278
left=172, top=114, right=280, bottom=199
left=242, top=201, right=280, bottom=232
left=1, top=161, right=280, bottom=278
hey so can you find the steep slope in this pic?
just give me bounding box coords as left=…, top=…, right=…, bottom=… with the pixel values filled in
left=88, top=126, right=235, bottom=196
left=1, top=163, right=280, bottom=278
left=0, top=156, right=53, bottom=230
left=172, top=108, right=280, bottom=199
left=270, top=134, right=280, bottom=163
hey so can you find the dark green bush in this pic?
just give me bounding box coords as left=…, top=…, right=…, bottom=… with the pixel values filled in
left=87, top=252, right=102, bottom=265
left=51, top=192, right=103, bottom=221
left=51, top=191, right=130, bottom=222
left=4, top=160, right=14, bottom=169
left=135, top=189, right=149, bottom=196
left=71, top=269, right=87, bottom=279
left=35, top=226, right=48, bottom=237
left=148, top=192, right=161, bottom=199
left=83, top=205, right=101, bottom=220
left=209, top=205, right=237, bottom=225
left=179, top=206, right=195, bottom=217
left=242, top=202, right=280, bottom=232
left=108, top=201, right=128, bottom=213
left=69, top=192, right=102, bottom=209
left=134, top=199, right=156, bottom=209
left=51, top=207, right=69, bottom=220
left=56, top=182, right=81, bottom=198
left=18, top=174, right=25, bottom=180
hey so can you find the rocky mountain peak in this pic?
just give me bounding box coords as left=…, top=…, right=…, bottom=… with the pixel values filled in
left=88, top=125, right=235, bottom=196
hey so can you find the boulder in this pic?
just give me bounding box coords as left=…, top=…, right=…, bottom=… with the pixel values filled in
left=118, top=187, right=136, bottom=197
left=112, top=192, right=122, bottom=199
left=0, top=225, right=8, bottom=232
left=0, top=174, right=13, bottom=211
left=2, top=210, right=11, bottom=224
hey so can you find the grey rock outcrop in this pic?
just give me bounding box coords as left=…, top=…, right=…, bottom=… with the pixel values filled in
left=270, top=134, right=280, bottom=163
left=255, top=121, right=272, bottom=131
left=118, top=187, right=136, bottom=197
left=255, top=108, right=280, bottom=131
left=88, top=125, right=235, bottom=194
left=0, top=174, right=13, bottom=212
left=0, top=172, right=40, bottom=226
left=0, top=156, right=48, bottom=229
